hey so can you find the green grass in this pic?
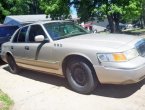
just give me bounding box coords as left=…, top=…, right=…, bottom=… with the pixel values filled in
left=130, top=28, right=145, bottom=32
left=0, top=90, right=13, bottom=110
left=122, top=28, right=145, bottom=35
left=123, top=28, right=145, bottom=33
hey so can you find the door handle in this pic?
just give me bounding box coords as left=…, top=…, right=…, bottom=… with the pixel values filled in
left=25, top=46, right=29, bottom=50
left=11, top=46, right=13, bottom=49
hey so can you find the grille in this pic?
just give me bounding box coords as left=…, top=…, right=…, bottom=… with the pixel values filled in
left=136, top=40, right=145, bottom=57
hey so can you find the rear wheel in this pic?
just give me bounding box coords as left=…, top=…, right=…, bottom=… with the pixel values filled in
left=65, top=59, right=97, bottom=94
left=7, top=55, right=19, bottom=74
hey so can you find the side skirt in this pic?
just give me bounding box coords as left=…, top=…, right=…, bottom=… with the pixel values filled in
left=17, top=63, right=64, bottom=77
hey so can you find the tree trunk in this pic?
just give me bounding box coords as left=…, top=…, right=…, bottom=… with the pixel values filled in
left=140, top=17, right=144, bottom=29
left=143, top=11, right=145, bottom=28
left=143, top=0, right=145, bottom=28
left=114, top=13, right=121, bottom=33
left=143, top=18, right=145, bottom=27
left=114, top=21, right=120, bottom=33
left=107, top=15, right=115, bottom=33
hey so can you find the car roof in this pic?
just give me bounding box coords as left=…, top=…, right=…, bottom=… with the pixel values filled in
left=22, top=20, right=71, bottom=27
left=0, top=25, right=19, bottom=27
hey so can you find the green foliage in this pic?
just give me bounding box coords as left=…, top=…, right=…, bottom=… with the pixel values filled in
left=76, top=0, right=95, bottom=22
left=40, top=0, right=69, bottom=20
left=0, top=0, right=12, bottom=22
left=0, top=0, right=42, bottom=22
left=108, top=4, right=122, bottom=14
left=0, top=90, right=13, bottom=110
left=93, top=0, right=141, bottom=23
left=0, top=0, right=144, bottom=25
left=122, top=0, right=141, bottom=22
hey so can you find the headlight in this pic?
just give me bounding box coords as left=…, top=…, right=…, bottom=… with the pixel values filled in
left=97, top=48, right=139, bottom=62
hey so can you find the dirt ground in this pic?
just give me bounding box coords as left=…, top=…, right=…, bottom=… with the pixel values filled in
left=0, top=63, right=145, bottom=110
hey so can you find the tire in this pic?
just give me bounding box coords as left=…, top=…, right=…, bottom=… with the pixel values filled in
left=7, top=55, right=19, bottom=74
left=65, top=59, right=96, bottom=94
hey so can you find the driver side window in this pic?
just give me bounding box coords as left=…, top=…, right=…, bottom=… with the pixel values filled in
left=28, top=25, right=46, bottom=43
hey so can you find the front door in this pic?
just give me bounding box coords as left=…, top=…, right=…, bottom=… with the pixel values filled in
left=24, top=25, right=57, bottom=71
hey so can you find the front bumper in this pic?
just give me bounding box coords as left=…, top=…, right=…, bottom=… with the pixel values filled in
left=94, top=56, right=145, bottom=84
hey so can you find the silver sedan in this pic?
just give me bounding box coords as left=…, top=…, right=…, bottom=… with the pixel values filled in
left=1, top=21, right=145, bottom=94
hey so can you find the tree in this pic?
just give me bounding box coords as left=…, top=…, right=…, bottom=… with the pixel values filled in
left=93, top=0, right=141, bottom=33
left=0, top=0, right=13, bottom=22
left=0, top=0, right=42, bottom=22
left=142, top=0, right=145, bottom=24
left=10, top=0, right=42, bottom=15
left=0, top=0, right=144, bottom=32
left=70, top=0, right=142, bottom=33
left=140, top=0, right=145, bottom=28
left=73, top=0, right=97, bottom=22
left=39, top=0, right=97, bottom=21
left=40, top=0, right=69, bottom=20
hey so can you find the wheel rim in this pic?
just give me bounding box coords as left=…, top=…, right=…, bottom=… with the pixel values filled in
left=71, top=65, right=88, bottom=86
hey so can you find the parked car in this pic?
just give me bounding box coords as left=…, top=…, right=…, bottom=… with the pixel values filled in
left=1, top=21, right=145, bottom=94
left=0, top=25, right=19, bottom=56
left=133, top=21, right=142, bottom=28
left=92, top=25, right=106, bottom=33
left=106, top=23, right=127, bottom=31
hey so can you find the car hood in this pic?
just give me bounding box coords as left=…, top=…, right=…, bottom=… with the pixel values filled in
left=57, top=33, right=142, bottom=52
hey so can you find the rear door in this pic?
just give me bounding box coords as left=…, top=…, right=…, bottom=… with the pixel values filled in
left=11, top=26, right=29, bottom=63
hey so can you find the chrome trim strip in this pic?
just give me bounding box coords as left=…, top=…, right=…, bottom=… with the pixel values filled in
left=15, top=58, right=60, bottom=69
left=16, top=57, right=59, bottom=64
left=17, top=63, right=63, bottom=77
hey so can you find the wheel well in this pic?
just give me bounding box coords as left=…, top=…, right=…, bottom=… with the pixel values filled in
left=62, top=55, right=99, bottom=81
left=6, top=52, right=12, bottom=61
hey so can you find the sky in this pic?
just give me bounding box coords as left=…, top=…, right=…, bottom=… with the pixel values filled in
left=70, top=4, right=77, bottom=18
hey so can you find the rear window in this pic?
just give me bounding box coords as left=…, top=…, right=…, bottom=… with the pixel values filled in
left=0, top=26, right=18, bottom=37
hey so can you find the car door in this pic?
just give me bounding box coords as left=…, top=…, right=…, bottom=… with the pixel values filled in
left=11, top=26, right=29, bottom=63
left=24, top=24, right=58, bottom=71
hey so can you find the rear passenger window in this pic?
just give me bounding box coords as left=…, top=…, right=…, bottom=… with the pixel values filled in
left=13, top=29, right=20, bottom=43
left=17, top=26, right=28, bottom=43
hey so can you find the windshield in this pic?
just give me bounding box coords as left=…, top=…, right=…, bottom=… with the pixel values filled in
left=43, top=22, right=89, bottom=40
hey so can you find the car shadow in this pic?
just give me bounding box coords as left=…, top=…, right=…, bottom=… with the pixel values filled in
left=3, top=65, right=145, bottom=98
left=3, top=66, right=68, bottom=88
left=93, top=79, right=145, bottom=98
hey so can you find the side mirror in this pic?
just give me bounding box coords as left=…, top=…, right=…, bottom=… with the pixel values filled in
left=35, top=35, right=45, bottom=42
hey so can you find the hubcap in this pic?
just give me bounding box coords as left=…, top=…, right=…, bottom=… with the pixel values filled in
left=71, top=66, right=88, bottom=86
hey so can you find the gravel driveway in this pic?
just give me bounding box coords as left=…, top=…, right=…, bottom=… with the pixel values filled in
left=0, top=64, right=145, bottom=110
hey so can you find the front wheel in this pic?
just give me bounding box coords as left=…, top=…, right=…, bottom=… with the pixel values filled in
left=7, top=55, right=19, bottom=74
left=66, top=59, right=97, bottom=94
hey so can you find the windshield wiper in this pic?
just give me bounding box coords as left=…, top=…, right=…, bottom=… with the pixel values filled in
left=54, top=32, right=88, bottom=40
left=64, top=32, right=87, bottom=37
